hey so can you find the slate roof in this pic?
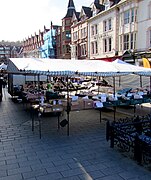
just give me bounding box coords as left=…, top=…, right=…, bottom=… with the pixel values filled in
left=94, top=3, right=105, bottom=12
left=111, top=0, right=121, bottom=6
left=75, top=12, right=80, bottom=20
left=64, top=0, right=76, bottom=18
left=82, top=6, right=92, bottom=18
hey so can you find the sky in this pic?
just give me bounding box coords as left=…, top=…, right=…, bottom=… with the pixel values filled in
left=0, top=0, right=93, bottom=42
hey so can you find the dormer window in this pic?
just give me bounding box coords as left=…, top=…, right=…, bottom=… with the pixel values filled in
left=93, top=9, right=97, bottom=16
left=81, top=15, right=86, bottom=21
left=104, top=1, right=110, bottom=11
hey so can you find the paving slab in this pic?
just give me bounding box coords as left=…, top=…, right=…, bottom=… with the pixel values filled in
left=0, top=88, right=151, bottom=180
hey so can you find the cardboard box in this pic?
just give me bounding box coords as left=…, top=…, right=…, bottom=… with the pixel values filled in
left=71, top=101, right=80, bottom=111
left=83, top=99, right=93, bottom=109
left=52, top=105, right=64, bottom=112
left=78, top=99, right=84, bottom=110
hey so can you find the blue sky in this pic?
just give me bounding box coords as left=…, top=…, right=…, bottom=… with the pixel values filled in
left=0, top=0, right=93, bottom=41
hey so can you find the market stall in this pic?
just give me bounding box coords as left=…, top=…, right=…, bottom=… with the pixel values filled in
left=7, top=58, right=151, bottom=136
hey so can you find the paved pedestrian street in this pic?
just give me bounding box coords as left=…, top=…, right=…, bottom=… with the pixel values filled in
left=0, top=89, right=151, bottom=180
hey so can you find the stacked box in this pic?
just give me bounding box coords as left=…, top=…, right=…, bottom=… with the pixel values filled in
left=71, top=101, right=80, bottom=111
left=78, top=99, right=84, bottom=110
left=52, top=105, right=64, bottom=112
left=83, top=99, right=93, bottom=109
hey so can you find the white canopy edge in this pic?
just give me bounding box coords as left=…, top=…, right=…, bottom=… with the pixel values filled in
left=7, top=58, right=151, bottom=77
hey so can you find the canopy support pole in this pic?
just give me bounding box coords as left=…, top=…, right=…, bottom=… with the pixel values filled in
left=38, top=74, right=40, bottom=92
left=98, top=76, right=100, bottom=94
left=66, top=76, right=70, bottom=136
left=119, top=76, right=121, bottom=87
left=113, top=76, right=116, bottom=122
left=113, top=76, right=116, bottom=97
left=150, top=76, right=151, bottom=93
left=140, top=75, right=142, bottom=88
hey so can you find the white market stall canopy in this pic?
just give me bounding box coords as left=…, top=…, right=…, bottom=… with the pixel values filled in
left=111, top=59, right=151, bottom=74
left=7, top=58, right=151, bottom=77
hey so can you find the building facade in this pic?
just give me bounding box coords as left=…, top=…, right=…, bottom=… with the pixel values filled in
left=21, top=0, right=151, bottom=63
left=22, top=24, right=59, bottom=59
left=137, top=0, right=151, bottom=56
left=70, top=0, right=151, bottom=62
left=71, top=7, right=92, bottom=60
left=0, top=44, right=22, bottom=63
left=56, top=0, right=76, bottom=59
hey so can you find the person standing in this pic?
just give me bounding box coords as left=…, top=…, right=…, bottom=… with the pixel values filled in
left=0, top=77, right=3, bottom=101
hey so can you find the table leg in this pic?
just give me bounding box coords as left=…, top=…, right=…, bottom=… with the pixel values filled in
left=58, top=113, right=60, bottom=130
left=134, top=104, right=136, bottom=116
left=39, top=116, right=41, bottom=139
left=31, top=108, right=34, bottom=132
left=100, top=109, right=102, bottom=123
left=113, top=106, right=116, bottom=122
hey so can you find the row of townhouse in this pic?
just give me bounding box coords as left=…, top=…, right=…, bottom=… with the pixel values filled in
left=70, top=0, right=151, bottom=64
left=21, top=0, right=151, bottom=64
left=0, top=44, right=22, bottom=63
left=22, top=24, right=60, bottom=58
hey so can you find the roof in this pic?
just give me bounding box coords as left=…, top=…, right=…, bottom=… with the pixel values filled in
left=64, top=0, right=76, bottom=18
left=94, top=3, right=105, bottom=11
left=111, top=0, right=122, bottom=6
left=67, top=0, right=75, bottom=8
left=7, top=58, right=151, bottom=77
left=75, top=12, right=80, bottom=20
left=82, top=6, right=92, bottom=18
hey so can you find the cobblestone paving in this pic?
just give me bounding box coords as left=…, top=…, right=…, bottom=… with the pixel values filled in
left=0, top=88, right=151, bottom=180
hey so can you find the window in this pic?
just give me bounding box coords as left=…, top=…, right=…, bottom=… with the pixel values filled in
left=104, top=1, right=110, bottom=10
left=66, top=45, right=70, bottom=53
left=95, top=24, right=98, bottom=35
left=121, top=32, right=136, bottom=51
left=104, top=20, right=107, bottom=32
left=131, top=8, right=134, bottom=23
left=103, top=37, right=112, bottom=52
left=66, top=31, right=71, bottom=39
left=65, top=19, right=70, bottom=25
left=81, top=28, right=87, bottom=38
left=73, top=32, right=78, bottom=41
left=130, top=33, right=134, bottom=49
left=75, top=46, right=78, bottom=56
left=91, top=42, right=95, bottom=54
left=124, top=10, right=130, bottom=24
left=95, top=41, right=98, bottom=54
left=91, top=25, right=97, bottom=35
left=104, top=39, right=107, bottom=52
left=130, top=33, right=136, bottom=50
left=91, top=41, right=98, bottom=54
left=103, top=19, right=112, bottom=32
left=108, top=19, right=112, bottom=30
left=84, top=27, right=87, bottom=37
left=91, top=26, right=94, bottom=36
left=93, top=9, right=97, bottom=16
left=124, top=34, right=129, bottom=50
left=81, top=44, right=86, bottom=56
left=109, top=38, right=112, bottom=51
